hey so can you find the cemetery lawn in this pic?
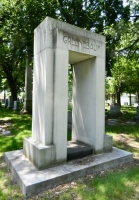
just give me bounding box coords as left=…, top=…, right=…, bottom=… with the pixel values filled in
left=0, top=106, right=139, bottom=199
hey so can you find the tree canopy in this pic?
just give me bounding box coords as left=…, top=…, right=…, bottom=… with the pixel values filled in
left=0, top=0, right=138, bottom=102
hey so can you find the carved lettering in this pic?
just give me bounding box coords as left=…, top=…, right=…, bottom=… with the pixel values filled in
left=63, top=35, right=101, bottom=52
left=63, top=36, right=68, bottom=43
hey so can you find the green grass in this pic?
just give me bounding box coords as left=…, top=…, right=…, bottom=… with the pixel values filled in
left=1, top=105, right=139, bottom=199
left=0, top=106, right=31, bottom=154
left=72, top=166, right=139, bottom=200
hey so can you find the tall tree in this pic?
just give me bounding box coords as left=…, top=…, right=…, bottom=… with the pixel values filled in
left=0, top=0, right=58, bottom=101
left=57, top=0, right=130, bottom=75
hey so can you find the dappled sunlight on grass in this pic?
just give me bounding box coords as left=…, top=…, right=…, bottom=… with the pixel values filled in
left=1, top=106, right=139, bottom=199
left=0, top=107, right=31, bottom=153
left=72, top=166, right=139, bottom=200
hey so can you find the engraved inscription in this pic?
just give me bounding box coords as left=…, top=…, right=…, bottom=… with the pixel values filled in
left=63, top=35, right=101, bottom=51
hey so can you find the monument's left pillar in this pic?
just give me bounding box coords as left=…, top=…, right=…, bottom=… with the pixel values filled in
left=23, top=22, right=56, bottom=170
left=23, top=18, right=69, bottom=169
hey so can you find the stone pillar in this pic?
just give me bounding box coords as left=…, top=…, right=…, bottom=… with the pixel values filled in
left=53, top=48, right=68, bottom=162
left=22, top=57, right=32, bottom=113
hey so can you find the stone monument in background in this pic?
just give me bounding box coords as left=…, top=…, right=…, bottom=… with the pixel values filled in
left=21, top=57, right=32, bottom=113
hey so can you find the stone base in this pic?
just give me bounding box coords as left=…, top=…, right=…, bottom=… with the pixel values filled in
left=103, top=134, right=113, bottom=152
left=23, top=137, right=56, bottom=170
left=4, top=148, right=133, bottom=198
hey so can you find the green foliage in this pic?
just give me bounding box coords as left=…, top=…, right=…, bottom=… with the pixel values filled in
left=0, top=0, right=58, bottom=100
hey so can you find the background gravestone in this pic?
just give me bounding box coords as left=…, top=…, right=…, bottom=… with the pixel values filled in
left=110, top=103, right=120, bottom=116
left=7, top=96, right=13, bottom=109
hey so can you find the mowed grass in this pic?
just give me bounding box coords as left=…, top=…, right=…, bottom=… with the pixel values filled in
left=0, top=105, right=139, bottom=199
left=0, top=106, right=31, bottom=153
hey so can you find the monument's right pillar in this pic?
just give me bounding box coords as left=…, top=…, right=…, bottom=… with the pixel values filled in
left=72, top=56, right=105, bottom=154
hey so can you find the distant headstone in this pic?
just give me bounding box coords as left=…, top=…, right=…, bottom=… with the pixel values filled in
left=7, top=96, right=13, bottom=109
left=2, top=130, right=11, bottom=136
left=110, top=103, right=120, bottom=115
left=13, top=101, right=19, bottom=110
left=106, top=119, right=120, bottom=126
left=125, top=121, right=136, bottom=125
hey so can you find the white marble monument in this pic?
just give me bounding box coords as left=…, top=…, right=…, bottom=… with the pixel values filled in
left=4, top=17, right=133, bottom=198
left=23, top=17, right=108, bottom=169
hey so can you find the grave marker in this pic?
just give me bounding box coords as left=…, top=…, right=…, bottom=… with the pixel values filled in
left=23, top=17, right=107, bottom=169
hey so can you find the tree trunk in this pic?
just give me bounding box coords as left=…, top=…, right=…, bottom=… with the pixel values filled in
left=10, top=83, right=18, bottom=101
left=138, top=92, right=139, bottom=105
left=129, top=93, right=131, bottom=106
left=116, top=92, right=121, bottom=106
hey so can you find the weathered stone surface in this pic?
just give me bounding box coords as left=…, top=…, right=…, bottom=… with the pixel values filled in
left=23, top=137, right=56, bottom=170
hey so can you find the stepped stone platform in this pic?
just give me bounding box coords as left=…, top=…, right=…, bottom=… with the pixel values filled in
left=4, top=147, right=133, bottom=198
